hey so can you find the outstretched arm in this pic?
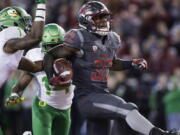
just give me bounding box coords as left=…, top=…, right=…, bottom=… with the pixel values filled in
left=110, top=57, right=148, bottom=71
left=12, top=73, right=33, bottom=94
left=110, top=58, right=133, bottom=71
left=5, top=72, right=33, bottom=107
left=4, top=0, right=46, bottom=53
left=18, top=57, right=43, bottom=73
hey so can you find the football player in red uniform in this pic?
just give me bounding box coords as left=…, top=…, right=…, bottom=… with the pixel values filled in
left=43, top=1, right=180, bottom=135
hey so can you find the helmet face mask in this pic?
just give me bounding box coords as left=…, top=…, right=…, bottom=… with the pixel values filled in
left=0, top=7, right=32, bottom=32
left=42, top=43, right=61, bottom=53
left=78, top=1, right=111, bottom=36
left=92, top=13, right=111, bottom=35
left=22, top=16, right=32, bottom=32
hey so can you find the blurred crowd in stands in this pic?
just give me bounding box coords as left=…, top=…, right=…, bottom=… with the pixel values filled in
left=0, top=0, right=179, bottom=135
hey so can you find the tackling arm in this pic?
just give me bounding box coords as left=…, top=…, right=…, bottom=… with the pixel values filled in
left=18, top=57, right=43, bottom=73
left=44, top=45, right=78, bottom=80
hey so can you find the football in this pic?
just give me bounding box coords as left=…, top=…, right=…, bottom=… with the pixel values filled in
left=51, top=58, right=73, bottom=86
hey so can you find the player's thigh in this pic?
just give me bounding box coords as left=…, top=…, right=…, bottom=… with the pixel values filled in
left=111, top=119, right=139, bottom=135
left=87, top=118, right=111, bottom=135
left=32, top=97, right=52, bottom=135
left=52, top=109, right=71, bottom=135
left=77, top=93, right=137, bottom=119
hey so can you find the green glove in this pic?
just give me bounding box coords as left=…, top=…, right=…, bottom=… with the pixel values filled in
left=5, top=93, right=26, bottom=107
left=35, top=0, right=46, bottom=4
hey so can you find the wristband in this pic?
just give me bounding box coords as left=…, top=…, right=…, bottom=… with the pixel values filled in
left=11, top=92, right=19, bottom=97
left=122, top=60, right=133, bottom=69
left=34, top=4, right=46, bottom=21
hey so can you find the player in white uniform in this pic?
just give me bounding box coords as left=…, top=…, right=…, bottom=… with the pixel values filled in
left=6, top=23, right=74, bottom=135
left=0, top=0, right=47, bottom=134
left=0, top=0, right=47, bottom=88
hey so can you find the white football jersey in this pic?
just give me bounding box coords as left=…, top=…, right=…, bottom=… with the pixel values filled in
left=25, top=48, right=74, bottom=110
left=0, top=26, right=25, bottom=87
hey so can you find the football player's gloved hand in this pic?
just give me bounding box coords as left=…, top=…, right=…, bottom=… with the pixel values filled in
left=35, top=0, right=46, bottom=4
left=132, top=58, right=148, bottom=70
left=5, top=93, right=25, bottom=107
left=49, top=58, right=73, bottom=87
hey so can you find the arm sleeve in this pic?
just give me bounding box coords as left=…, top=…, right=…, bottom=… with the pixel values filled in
left=63, top=29, right=81, bottom=49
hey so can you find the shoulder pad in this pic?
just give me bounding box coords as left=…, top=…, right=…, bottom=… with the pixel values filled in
left=108, top=32, right=121, bottom=49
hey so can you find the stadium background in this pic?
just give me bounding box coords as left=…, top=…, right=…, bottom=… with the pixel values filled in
left=0, top=0, right=179, bottom=135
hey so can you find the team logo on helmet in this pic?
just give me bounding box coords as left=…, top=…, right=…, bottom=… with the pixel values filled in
left=78, top=1, right=111, bottom=36
left=7, top=9, right=19, bottom=17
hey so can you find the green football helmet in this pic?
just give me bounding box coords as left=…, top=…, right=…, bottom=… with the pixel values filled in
left=0, top=6, right=32, bottom=32
left=41, top=23, right=65, bottom=53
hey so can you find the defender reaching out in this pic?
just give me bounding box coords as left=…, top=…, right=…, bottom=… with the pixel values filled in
left=6, top=24, right=74, bottom=135
left=0, top=0, right=46, bottom=88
